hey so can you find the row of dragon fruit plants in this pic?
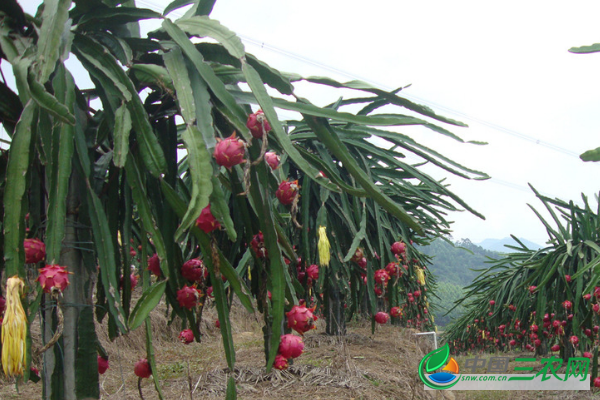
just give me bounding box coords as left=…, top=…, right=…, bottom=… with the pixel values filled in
left=0, top=0, right=490, bottom=398
left=444, top=188, right=600, bottom=384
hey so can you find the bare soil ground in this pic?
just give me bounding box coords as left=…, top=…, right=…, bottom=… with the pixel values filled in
left=1, top=302, right=599, bottom=400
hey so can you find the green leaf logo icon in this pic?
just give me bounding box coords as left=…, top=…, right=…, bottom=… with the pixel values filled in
left=425, top=343, right=449, bottom=373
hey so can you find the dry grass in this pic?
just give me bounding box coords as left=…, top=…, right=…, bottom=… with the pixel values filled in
left=2, top=300, right=600, bottom=399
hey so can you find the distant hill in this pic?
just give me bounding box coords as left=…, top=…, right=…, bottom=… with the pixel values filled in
left=476, top=237, right=542, bottom=253
left=419, top=238, right=499, bottom=326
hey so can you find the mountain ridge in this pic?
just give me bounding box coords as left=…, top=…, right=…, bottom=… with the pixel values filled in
left=476, top=237, right=542, bottom=253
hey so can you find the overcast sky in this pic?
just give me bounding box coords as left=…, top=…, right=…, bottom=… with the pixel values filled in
left=13, top=0, right=600, bottom=246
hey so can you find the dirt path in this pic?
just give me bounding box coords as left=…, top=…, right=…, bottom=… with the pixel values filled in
left=1, top=305, right=597, bottom=399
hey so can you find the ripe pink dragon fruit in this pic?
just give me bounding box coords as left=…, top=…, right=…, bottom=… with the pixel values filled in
left=276, top=180, right=299, bottom=205
left=286, top=305, right=318, bottom=335
left=148, top=253, right=161, bottom=277
left=385, top=262, right=400, bottom=278
left=562, top=300, right=572, bottom=309
left=570, top=335, right=579, bottom=345
left=528, top=285, right=536, bottom=294
left=250, top=232, right=268, bottom=258
left=98, top=356, right=109, bottom=374
left=196, top=204, right=221, bottom=234
left=24, top=238, right=46, bottom=264
left=278, top=334, right=304, bottom=359
left=583, top=293, right=592, bottom=301
left=213, top=134, right=246, bottom=168
left=181, top=258, right=208, bottom=282
left=265, top=151, right=280, bottom=170
left=565, top=274, right=571, bottom=283
left=390, top=241, right=406, bottom=255
left=351, top=248, right=364, bottom=263
left=509, top=339, right=516, bottom=346
left=594, top=304, right=600, bottom=314
left=306, top=264, right=319, bottom=281
left=176, top=285, right=202, bottom=310
left=374, top=269, right=390, bottom=285
left=374, top=312, right=389, bottom=324
left=390, top=306, right=402, bottom=318
left=120, top=273, right=139, bottom=289
left=37, top=264, right=71, bottom=294
left=215, top=319, right=220, bottom=328
left=134, top=358, right=151, bottom=378
left=489, top=300, right=495, bottom=306
left=273, top=354, right=289, bottom=370
left=246, top=109, right=272, bottom=138
left=206, top=286, right=214, bottom=298
left=584, top=328, right=592, bottom=337
left=178, top=329, right=194, bottom=344
left=374, top=286, right=383, bottom=296
left=357, top=257, right=367, bottom=268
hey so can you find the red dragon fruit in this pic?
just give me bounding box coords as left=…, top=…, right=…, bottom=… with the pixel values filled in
left=390, top=306, right=402, bottom=318
left=98, top=356, right=109, bottom=374
left=213, top=134, right=246, bottom=168
left=509, top=339, right=517, bottom=346
left=583, top=293, right=592, bottom=301
left=374, top=312, right=389, bottom=324
left=178, top=329, right=194, bottom=344
left=562, top=300, right=573, bottom=309
left=181, top=258, right=208, bottom=282
left=569, top=335, right=579, bottom=345
left=120, top=273, right=139, bottom=289
left=594, top=377, right=600, bottom=388
left=177, top=285, right=202, bottom=310
left=489, top=300, right=495, bottom=306
left=357, top=257, right=367, bottom=268
left=286, top=305, right=318, bottom=335
left=134, top=358, right=151, bottom=378
left=306, top=264, right=319, bottom=281
left=276, top=180, right=299, bottom=205
left=351, top=248, right=364, bottom=263
left=385, top=262, right=401, bottom=278
left=265, top=151, right=280, bottom=170
left=148, top=253, right=162, bottom=277
left=37, top=264, right=71, bottom=294
left=374, top=269, right=390, bottom=286
left=250, top=232, right=268, bottom=258
left=24, top=238, right=46, bottom=264
left=196, top=204, right=221, bottom=234
left=278, top=334, right=304, bottom=359
left=273, top=354, right=289, bottom=370
left=528, top=285, right=537, bottom=294
left=390, top=241, right=406, bottom=255
left=246, top=109, right=272, bottom=138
